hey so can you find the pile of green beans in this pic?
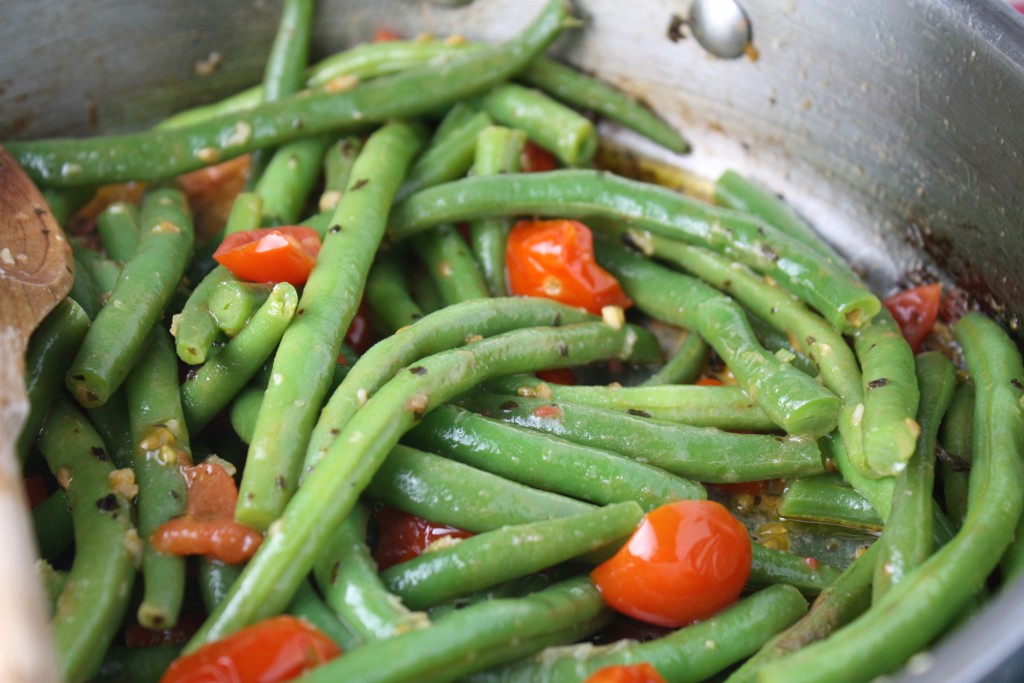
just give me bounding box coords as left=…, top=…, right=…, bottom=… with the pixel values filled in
left=11, top=1, right=1024, bottom=682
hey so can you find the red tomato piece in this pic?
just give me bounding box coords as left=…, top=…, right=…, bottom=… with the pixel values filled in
left=373, top=506, right=473, bottom=571
left=159, top=615, right=340, bottom=683
left=520, top=140, right=559, bottom=173
left=176, top=155, right=251, bottom=241
left=182, top=462, right=239, bottom=521
left=151, top=517, right=263, bottom=564
left=591, top=500, right=752, bottom=627
left=23, top=476, right=49, bottom=509
left=213, top=226, right=321, bottom=286
left=506, top=219, right=632, bottom=315
left=696, top=377, right=723, bottom=387
left=535, top=367, right=576, bottom=385
left=708, top=480, right=767, bottom=497
left=372, top=27, right=402, bottom=42
left=882, top=283, right=942, bottom=353
left=344, top=298, right=375, bottom=355
left=584, top=663, right=668, bottom=683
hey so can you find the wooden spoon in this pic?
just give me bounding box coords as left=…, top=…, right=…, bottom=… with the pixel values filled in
left=0, top=143, right=73, bottom=683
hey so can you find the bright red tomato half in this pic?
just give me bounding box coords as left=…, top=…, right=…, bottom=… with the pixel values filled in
left=520, top=140, right=559, bottom=173
left=213, top=226, right=322, bottom=286
left=158, top=615, right=340, bottom=683
left=506, top=219, right=632, bottom=315
left=373, top=506, right=474, bottom=571
left=584, top=663, right=668, bottom=683
left=591, top=500, right=752, bottom=627
left=882, top=283, right=942, bottom=353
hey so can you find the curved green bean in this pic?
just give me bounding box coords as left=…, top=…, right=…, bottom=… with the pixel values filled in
left=96, top=201, right=140, bottom=262
left=640, top=327, right=709, bottom=386
left=778, top=474, right=883, bottom=531
left=939, top=381, right=974, bottom=528
left=208, top=280, right=272, bottom=337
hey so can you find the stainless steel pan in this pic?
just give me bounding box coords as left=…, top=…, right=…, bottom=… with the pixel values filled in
left=3, top=0, right=1023, bottom=680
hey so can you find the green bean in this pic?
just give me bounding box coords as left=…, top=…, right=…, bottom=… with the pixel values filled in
left=225, top=191, right=265, bottom=235
left=390, top=170, right=880, bottom=332
left=9, top=0, right=574, bottom=187
left=748, top=545, right=842, bottom=597
left=208, top=280, right=273, bottom=337
left=396, top=110, right=493, bottom=202
left=432, top=102, right=482, bottom=144
left=190, top=320, right=656, bottom=648
left=313, top=500, right=430, bottom=642
left=368, top=444, right=593, bottom=529
left=69, top=255, right=103, bottom=319
left=18, top=297, right=90, bottom=463
left=873, top=352, right=954, bottom=602
left=821, top=431, right=894, bottom=523
left=87, top=390, right=135, bottom=468
left=596, top=239, right=840, bottom=437
left=96, top=201, right=140, bottom=262
left=458, top=390, right=825, bottom=484
left=39, top=397, right=137, bottom=683
left=641, top=327, right=709, bottom=386
left=714, top=170, right=841, bottom=263
left=236, top=120, right=425, bottom=531
left=94, top=647, right=180, bottom=683
left=365, top=251, right=425, bottom=334
left=295, top=576, right=611, bottom=683
left=38, top=560, right=68, bottom=618
left=384, top=502, right=643, bottom=611
left=487, top=373, right=777, bottom=431
left=247, top=0, right=315, bottom=184
left=303, top=298, right=595, bottom=478
left=476, top=83, right=596, bottom=166
left=174, top=266, right=236, bottom=365
left=125, top=327, right=190, bottom=630
left=853, top=308, right=921, bottom=478
left=411, top=265, right=445, bottom=315
left=468, top=125, right=525, bottom=296
left=411, top=224, right=490, bottom=305
left=744, top=309, right=819, bottom=377
left=726, top=543, right=879, bottom=683
left=778, top=474, right=883, bottom=532
left=939, top=381, right=974, bottom=529
left=71, top=241, right=121, bottom=298
left=31, top=489, right=73, bottom=561
left=466, top=584, right=807, bottom=683
left=182, top=282, right=298, bottom=433
left=759, top=312, right=1024, bottom=683
left=319, top=136, right=363, bottom=212
left=254, top=136, right=330, bottom=224
left=43, top=186, right=94, bottom=225
left=198, top=557, right=242, bottom=613
left=404, top=403, right=705, bottom=510
left=517, top=56, right=688, bottom=154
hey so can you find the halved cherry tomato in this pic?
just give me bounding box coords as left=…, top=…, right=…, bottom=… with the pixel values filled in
left=591, top=500, right=751, bottom=627
left=536, top=367, right=576, bottom=385
left=158, top=615, right=340, bottom=683
left=213, top=226, right=322, bottom=286
left=344, top=298, right=375, bottom=355
left=373, top=506, right=474, bottom=571
left=177, top=155, right=251, bottom=241
left=882, top=283, right=942, bottom=353
left=520, top=140, right=559, bottom=173
left=151, top=462, right=263, bottom=564
left=584, top=663, right=668, bottom=683
left=506, top=219, right=632, bottom=315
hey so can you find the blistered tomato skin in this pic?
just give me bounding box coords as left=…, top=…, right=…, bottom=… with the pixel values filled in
left=590, top=500, right=752, bottom=627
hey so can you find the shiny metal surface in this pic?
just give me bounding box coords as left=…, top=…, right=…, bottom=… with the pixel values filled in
left=687, top=0, right=753, bottom=59
left=3, top=0, right=1024, bottom=680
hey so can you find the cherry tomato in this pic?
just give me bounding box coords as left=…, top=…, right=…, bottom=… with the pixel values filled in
left=506, top=219, right=632, bottom=315
left=584, top=663, right=668, bottom=683
left=520, top=140, right=559, bottom=173
left=344, top=298, right=375, bottom=355
left=708, top=480, right=768, bottom=497
left=176, top=155, right=251, bottom=240
left=590, top=500, right=751, bottom=627
left=182, top=462, right=238, bottom=520
left=696, top=377, right=723, bottom=387
left=22, top=476, right=49, bottom=509
left=371, top=27, right=402, bottom=42
left=535, top=367, right=576, bottom=385
left=373, top=506, right=474, bottom=571
left=882, top=283, right=942, bottom=353
left=213, top=226, right=322, bottom=286
left=158, top=615, right=340, bottom=683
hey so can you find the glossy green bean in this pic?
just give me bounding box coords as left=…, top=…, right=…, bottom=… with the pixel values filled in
left=313, top=501, right=430, bottom=642
left=255, top=136, right=330, bottom=224
left=404, top=403, right=705, bottom=510
left=125, top=327, right=190, bottom=630
left=182, top=282, right=298, bottom=433
left=175, top=266, right=238, bottom=365
left=396, top=110, right=493, bottom=202
left=748, top=545, right=842, bottom=597
left=190, top=320, right=656, bottom=648
left=595, top=239, right=840, bottom=437
left=69, top=255, right=103, bottom=319
left=389, top=170, right=880, bottom=332
left=759, top=312, right=1024, bottom=683
left=319, top=136, right=363, bottom=212
left=66, top=188, right=194, bottom=407
left=87, top=390, right=136, bottom=469
left=466, top=585, right=807, bottom=683
left=487, top=373, right=777, bottom=431
left=9, top=0, right=574, bottom=187
left=365, top=252, right=424, bottom=334
left=71, top=241, right=121, bottom=298
left=382, top=502, right=643, bottom=610
left=236, top=120, right=425, bottom=531
left=939, top=382, right=974, bottom=529
left=94, top=647, right=180, bottom=683
left=458, top=391, right=825, bottom=484
left=96, top=201, right=140, bottom=262
left=640, top=328, right=709, bottom=386
left=31, top=489, right=73, bottom=561
left=208, top=280, right=272, bottom=337
left=778, top=474, right=883, bottom=531
left=39, top=397, right=137, bottom=683
left=476, top=83, right=596, bottom=166
left=411, top=224, right=490, bottom=305
left=873, top=352, right=954, bottom=602
left=18, top=297, right=90, bottom=463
